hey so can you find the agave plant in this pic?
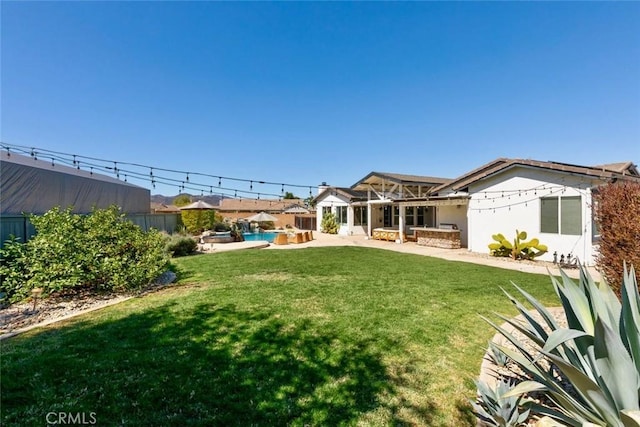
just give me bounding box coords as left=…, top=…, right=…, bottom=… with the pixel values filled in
left=480, top=263, right=640, bottom=427
left=487, top=340, right=511, bottom=368
left=472, top=378, right=531, bottom=427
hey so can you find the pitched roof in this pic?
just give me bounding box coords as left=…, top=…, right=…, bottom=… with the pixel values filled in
left=217, top=198, right=306, bottom=213
left=432, top=158, right=640, bottom=193
left=351, top=171, right=450, bottom=190
left=592, top=162, right=639, bottom=175
left=312, top=187, right=368, bottom=204
left=283, top=204, right=310, bottom=214
left=150, top=202, right=180, bottom=213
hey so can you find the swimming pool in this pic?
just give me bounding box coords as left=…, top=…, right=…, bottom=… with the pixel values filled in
left=242, top=231, right=280, bottom=243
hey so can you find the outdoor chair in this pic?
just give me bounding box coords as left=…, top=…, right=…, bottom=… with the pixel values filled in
left=273, top=233, right=288, bottom=245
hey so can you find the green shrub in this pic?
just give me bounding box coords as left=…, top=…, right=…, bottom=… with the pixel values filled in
left=256, top=221, right=275, bottom=231
left=0, top=236, right=31, bottom=303
left=212, top=222, right=230, bottom=232
left=0, top=206, right=169, bottom=302
left=321, top=212, right=339, bottom=234
left=478, top=263, right=640, bottom=426
left=165, top=235, right=198, bottom=257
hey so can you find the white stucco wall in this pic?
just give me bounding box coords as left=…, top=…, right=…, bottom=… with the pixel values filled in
left=437, top=205, right=469, bottom=247
left=315, top=192, right=352, bottom=235
left=465, top=167, right=597, bottom=265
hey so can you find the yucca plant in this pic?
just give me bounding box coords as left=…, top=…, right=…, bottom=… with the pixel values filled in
left=480, top=263, right=640, bottom=427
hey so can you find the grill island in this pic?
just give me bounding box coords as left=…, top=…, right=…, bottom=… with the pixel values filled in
left=410, top=223, right=461, bottom=249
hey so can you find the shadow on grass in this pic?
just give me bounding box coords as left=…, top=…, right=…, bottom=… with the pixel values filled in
left=2, top=301, right=421, bottom=426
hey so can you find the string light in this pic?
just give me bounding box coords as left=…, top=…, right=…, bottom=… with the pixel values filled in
left=1, top=142, right=315, bottom=201
left=0, top=142, right=600, bottom=208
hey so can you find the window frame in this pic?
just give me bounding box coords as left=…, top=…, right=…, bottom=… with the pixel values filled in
left=540, top=195, right=582, bottom=236
left=336, top=206, right=348, bottom=225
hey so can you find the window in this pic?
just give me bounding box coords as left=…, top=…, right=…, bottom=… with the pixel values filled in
left=540, top=198, right=559, bottom=233
left=561, top=197, right=582, bottom=235
left=540, top=196, right=582, bottom=235
left=336, top=206, right=348, bottom=225
left=417, top=207, right=425, bottom=226
left=393, top=206, right=399, bottom=226
left=383, top=206, right=392, bottom=227
left=354, top=206, right=368, bottom=226
left=322, top=206, right=332, bottom=217
left=405, top=207, right=415, bottom=226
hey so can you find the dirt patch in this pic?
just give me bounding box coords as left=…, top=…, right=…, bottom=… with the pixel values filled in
left=1, top=274, right=177, bottom=339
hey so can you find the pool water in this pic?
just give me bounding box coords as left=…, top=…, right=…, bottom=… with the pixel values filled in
left=242, top=232, right=279, bottom=243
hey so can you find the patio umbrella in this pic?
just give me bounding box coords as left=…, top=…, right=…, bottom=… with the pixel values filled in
left=179, top=200, right=217, bottom=210
left=246, top=211, right=278, bottom=222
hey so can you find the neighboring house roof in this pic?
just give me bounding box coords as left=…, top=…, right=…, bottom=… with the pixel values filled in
left=151, top=202, right=180, bottom=213
left=432, top=158, right=640, bottom=194
left=217, top=198, right=307, bottom=213
left=592, top=162, right=639, bottom=176
left=283, top=204, right=310, bottom=214
left=351, top=171, right=450, bottom=190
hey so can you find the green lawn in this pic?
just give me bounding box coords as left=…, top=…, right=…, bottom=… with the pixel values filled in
left=1, top=247, right=559, bottom=426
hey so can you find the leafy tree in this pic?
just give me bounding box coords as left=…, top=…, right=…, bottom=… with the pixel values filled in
left=304, top=195, right=316, bottom=208
left=593, top=180, right=640, bottom=293
left=181, top=209, right=222, bottom=234
left=283, top=192, right=297, bottom=199
left=173, top=194, right=192, bottom=207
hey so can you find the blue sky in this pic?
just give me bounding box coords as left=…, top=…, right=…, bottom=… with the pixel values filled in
left=2, top=2, right=639, bottom=198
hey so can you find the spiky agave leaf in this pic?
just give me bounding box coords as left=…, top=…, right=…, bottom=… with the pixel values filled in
left=620, top=263, right=640, bottom=376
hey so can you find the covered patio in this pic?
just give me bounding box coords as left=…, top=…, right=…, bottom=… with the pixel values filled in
left=314, top=171, right=470, bottom=246
left=349, top=172, right=468, bottom=245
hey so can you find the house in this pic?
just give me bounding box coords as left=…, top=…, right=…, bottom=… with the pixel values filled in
left=314, top=159, right=640, bottom=265
left=150, top=202, right=181, bottom=214
left=431, top=158, right=640, bottom=265
left=314, top=173, right=452, bottom=238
